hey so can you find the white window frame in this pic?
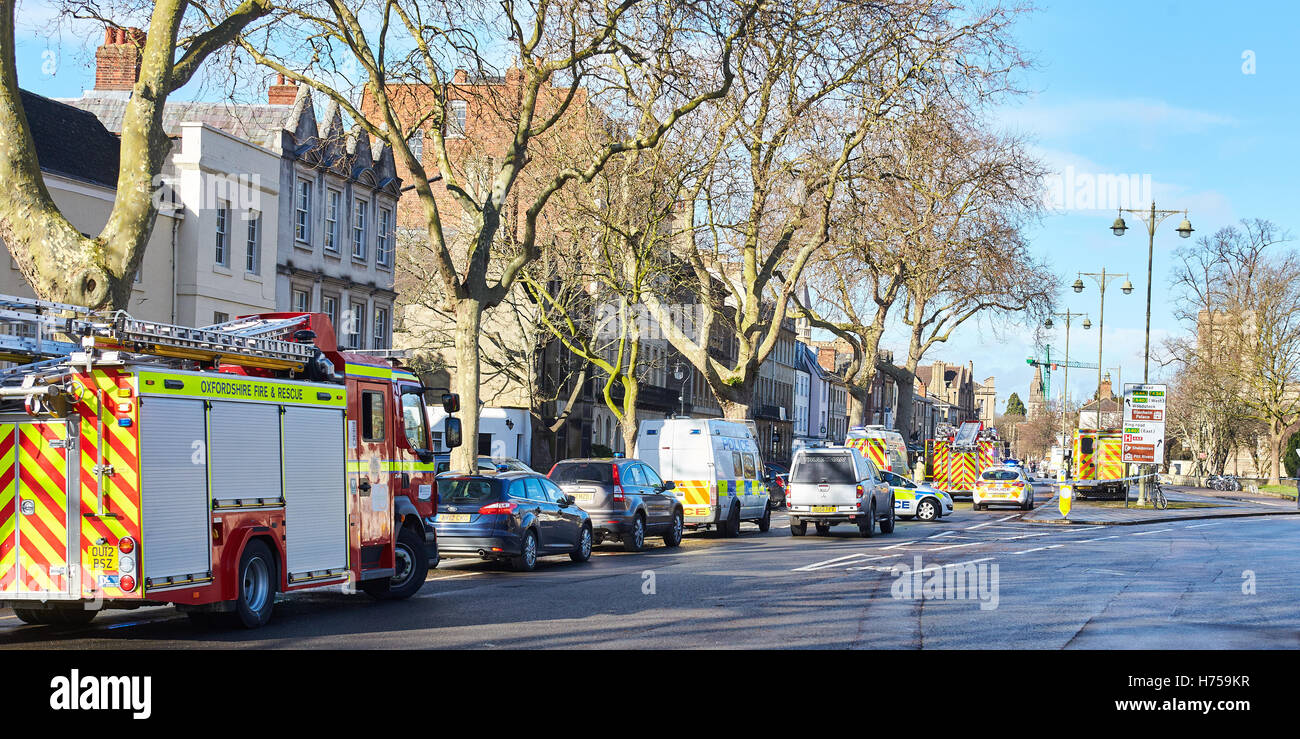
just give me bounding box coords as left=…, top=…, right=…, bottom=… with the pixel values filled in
left=448, top=100, right=467, bottom=138
left=352, top=198, right=367, bottom=260
left=376, top=207, right=392, bottom=267
left=295, top=179, right=311, bottom=242
left=325, top=188, right=341, bottom=253
left=292, top=288, right=310, bottom=313
left=347, top=301, right=366, bottom=348
left=321, top=295, right=338, bottom=335
left=214, top=202, right=230, bottom=267
left=245, top=210, right=260, bottom=274
left=373, top=306, right=389, bottom=350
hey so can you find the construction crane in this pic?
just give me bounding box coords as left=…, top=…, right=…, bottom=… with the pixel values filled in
left=1025, top=345, right=1099, bottom=406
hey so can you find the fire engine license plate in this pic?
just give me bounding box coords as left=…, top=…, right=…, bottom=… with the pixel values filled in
left=812, top=506, right=836, bottom=513
left=440, top=514, right=470, bottom=523
left=90, top=544, right=117, bottom=571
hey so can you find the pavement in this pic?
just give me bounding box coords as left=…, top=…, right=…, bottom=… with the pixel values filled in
left=5, top=481, right=1299, bottom=649
left=1022, top=484, right=1300, bottom=526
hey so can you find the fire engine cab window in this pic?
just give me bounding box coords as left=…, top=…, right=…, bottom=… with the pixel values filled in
left=400, top=391, right=427, bottom=449
left=361, top=391, right=385, bottom=441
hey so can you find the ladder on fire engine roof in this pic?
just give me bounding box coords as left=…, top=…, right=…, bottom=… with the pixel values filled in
left=0, top=293, right=316, bottom=373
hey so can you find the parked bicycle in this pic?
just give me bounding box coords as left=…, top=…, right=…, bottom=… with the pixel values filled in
left=1149, top=474, right=1168, bottom=510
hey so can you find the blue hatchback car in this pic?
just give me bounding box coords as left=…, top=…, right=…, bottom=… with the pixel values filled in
left=428, top=471, right=593, bottom=572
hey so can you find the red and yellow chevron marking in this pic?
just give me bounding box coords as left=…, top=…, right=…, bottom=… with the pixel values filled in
left=0, top=423, right=17, bottom=593
left=930, top=441, right=951, bottom=488
left=951, top=451, right=978, bottom=489
left=72, top=369, right=142, bottom=599
left=977, top=440, right=997, bottom=473
left=1099, top=436, right=1124, bottom=480
left=15, top=422, right=70, bottom=593
left=1075, top=435, right=1096, bottom=480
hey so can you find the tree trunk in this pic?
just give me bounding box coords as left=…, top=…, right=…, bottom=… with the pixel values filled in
left=1269, top=428, right=1284, bottom=486
left=847, top=385, right=868, bottom=427
left=880, top=362, right=918, bottom=442
left=620, top=376, right=640, bottom=456
left=451, top=300, right=483, bottom=472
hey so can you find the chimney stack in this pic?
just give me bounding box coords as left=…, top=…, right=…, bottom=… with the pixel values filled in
left=95, top=26, right=146, bottom=91
left=268, top=73, right=300, bottom=105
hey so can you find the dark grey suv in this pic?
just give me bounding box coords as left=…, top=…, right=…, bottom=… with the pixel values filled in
left=548, top=459, right=684, bottom=552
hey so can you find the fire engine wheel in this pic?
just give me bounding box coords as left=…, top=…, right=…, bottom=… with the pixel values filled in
left=757, top=505, right=772, bottom=533
left=879, top=497, right=896, bottom=534
left=916, top=498, right=940, bottom=522
left=233, top=540, right=276, bottom=628
left=363, top=526, right=429, bottom=601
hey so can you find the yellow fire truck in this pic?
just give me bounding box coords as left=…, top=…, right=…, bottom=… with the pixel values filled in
left=925, top=422, right=1003, bottom=498
left=1070, top=428, right=1128, bottom=500
left=0, top=295, right=461, bottom=628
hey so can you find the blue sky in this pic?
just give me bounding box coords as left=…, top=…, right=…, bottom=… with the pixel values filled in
left=11, top=0, right=1299, bottom=413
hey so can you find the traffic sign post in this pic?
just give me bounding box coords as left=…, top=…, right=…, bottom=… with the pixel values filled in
left=1123, top=383, right=1167, bottom=506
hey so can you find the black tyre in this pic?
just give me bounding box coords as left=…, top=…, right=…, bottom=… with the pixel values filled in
left=879, top=497, right=895, bottom=534
left=12, top=607, right=52, bottom=625
left=232, top=539, right=276, bottom=628
left=511, top=529, right=539, bottom=572
left=623, top=514, right=647, bottom=552
left=790, top=519, right=807, bottom=536
left=916, top=497, right=940, bottom=522
left=973, top=502, right=983, bottom=511
left=570, top=525, right=593, bottom=562
left=48, top=608, right=98, bottom=626
left=1021, top=496, right=1035, bottom=511
left=757, top=505, right=772, bottom=533
left=859, top=501, right=877, bottom=538
left=363, top=526, right=429, bottom=601
left=719, top=503, right=741, bottom=538
left=427, top=530, right=441, bottom=570
left=815, top=522, right=831, bottom=536
left=662, top=509, right=684, bottom=547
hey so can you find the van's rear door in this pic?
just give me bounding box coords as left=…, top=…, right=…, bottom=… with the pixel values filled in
left=788, top=452, right=860, bottom=509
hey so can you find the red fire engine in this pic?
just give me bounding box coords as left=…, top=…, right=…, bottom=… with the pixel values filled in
left=0, top=296, right=461, bottom=627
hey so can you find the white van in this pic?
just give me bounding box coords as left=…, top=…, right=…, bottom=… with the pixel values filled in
left=635, top=418, right=771, bottom=537
left=844, top=425, right=909, bottom=473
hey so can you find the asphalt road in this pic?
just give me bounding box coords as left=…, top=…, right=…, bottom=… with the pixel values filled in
left=4, top=482, right=1299, bottom=649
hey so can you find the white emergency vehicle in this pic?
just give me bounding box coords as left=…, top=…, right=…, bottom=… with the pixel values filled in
left=634, top=418, right=771, bottom=537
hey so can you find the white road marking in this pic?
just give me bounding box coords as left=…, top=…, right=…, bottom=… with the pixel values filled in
left=966, top=515, right=1018, bottom=530
left=925, top=530, right=957, bottom=539
left=928, top=541, right=982, bottom=551
left=1013, top=544, right=1064, bottom=555
left=1130, top=528, right=1174, bottom=536
left=792, top=552, right=879, bottom=572
left=851, top=557, right=992, bottom=573
left=1185, top=522, right=1223, bottom=529
left=880, top=540, right=919, bottom=550
left=1001, top=531, right=1054, bottom=540
left=1077, top=535, right=1120, bottom=543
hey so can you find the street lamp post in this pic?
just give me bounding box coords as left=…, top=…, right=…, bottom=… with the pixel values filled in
left=1110, top=202, right=1193, bottom=383
left=1045, top=310, right=1090, bottom=477
left=673, top=361, right=688, bottom=417
left=1110, top=203, right=1192, bottom=508
left=1074, top=269, right=1133, bottom=502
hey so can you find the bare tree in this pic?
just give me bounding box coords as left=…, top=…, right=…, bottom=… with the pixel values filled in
left=239, top=0, right=757, bottom=469
left=644, top=0, right=1031, bottom=420
left=0, top=0, right=272, bottom=308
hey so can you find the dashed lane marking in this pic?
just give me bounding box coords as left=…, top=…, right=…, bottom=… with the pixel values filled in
left=1077, top=535, right=1121, bottom=543
left=966, top=515, right=1019, bottom=530
left=1013, top=544, right=1064, bottom=555
left=850, top=557, right=993, bottom=573
left=1130, top=528, right=1174, bottom=536
left=792, top=552, right=884, bottom=572
left=1185, top=522, right=1224, bottom=528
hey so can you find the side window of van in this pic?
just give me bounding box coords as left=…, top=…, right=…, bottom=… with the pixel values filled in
left=731, top=452, right=743, bottom=478
left=742, top=453, right=756, bottom=479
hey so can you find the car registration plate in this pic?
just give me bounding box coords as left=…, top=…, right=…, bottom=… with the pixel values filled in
left=89, top=544, right=117, bottom=571
left=812, top=506, right=836, bottom=513
left=573, top=493, right=595, bottom=504
left=440, top=514, right=471, bottom=523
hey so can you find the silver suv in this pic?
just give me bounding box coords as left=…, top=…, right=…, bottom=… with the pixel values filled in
left=786, top=445, right=894, bottom=537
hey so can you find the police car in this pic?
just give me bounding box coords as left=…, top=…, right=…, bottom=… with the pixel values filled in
left=880, top=470, right=953, bottom=521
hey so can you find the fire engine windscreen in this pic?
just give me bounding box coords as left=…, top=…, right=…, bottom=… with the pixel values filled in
left=790, top=454, right=857, bottom=484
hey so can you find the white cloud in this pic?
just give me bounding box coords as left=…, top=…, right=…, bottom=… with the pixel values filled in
left=996, top=96, right=1238, bottom=141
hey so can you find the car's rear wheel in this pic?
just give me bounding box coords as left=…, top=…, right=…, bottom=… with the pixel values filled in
left=879, top=497, right=895, bottom=534
left=719, top=503, right=741, bottom=538
left=917, top=498, right=939, bottom=522
left=663, top=510, right=684, bottom=547
left=570, top=525, right=593, bottom=562
left=511, top=530, right=539, bottom=572
left=859, top=501, right=877, bottom=538
left=623, top=515, right=646, bottom=552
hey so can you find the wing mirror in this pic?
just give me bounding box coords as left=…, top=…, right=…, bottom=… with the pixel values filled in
left=444, top=417, right=463, bottom=449
left=660, top=481, right=676, bottom=492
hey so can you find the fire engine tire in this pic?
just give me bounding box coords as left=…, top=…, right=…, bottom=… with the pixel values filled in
left=719, top=503, right=741, bottom=538
left=570, top=525, right=593, bottom=563
left=12, top=607, right=53, bottom=625
left=623, top=514, right=646, bottom=552
left=879, top=498, right=896, bottom=534
left=232, top=540, right=276, bottom=628
left=790, top=519, right=807, bottom=536
left=363, top=526, right=429, bottom=600
left=662, top=510, right=684, bottom=547
left=511, top=530, right=539, bottom=572
left=757, top=505, right=772, bottom=533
